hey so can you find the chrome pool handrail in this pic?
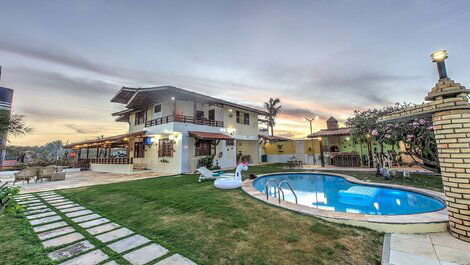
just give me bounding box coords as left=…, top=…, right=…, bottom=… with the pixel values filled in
left=265, top=178, right=280, bottom=200
left=278, top=180, right=298, bottom=204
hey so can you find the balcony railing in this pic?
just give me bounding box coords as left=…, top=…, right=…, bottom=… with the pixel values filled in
left=80, top=158, right=133, bottom=164
left=145, top=115, right=224, bottom=128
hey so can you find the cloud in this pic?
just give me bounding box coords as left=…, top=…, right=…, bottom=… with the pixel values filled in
left=65, top=124, right=97, bottom=134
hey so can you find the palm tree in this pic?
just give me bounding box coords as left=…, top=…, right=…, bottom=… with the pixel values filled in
left=264, top=98, right=281, bottom=136
left=0, top=112, right=32, bottom=137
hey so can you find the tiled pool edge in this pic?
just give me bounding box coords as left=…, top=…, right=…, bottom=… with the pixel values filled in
left=241, top=172, right=449, bottom=233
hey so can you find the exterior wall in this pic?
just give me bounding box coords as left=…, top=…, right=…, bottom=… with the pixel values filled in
left=223, top=105, right=259, bottom=140
left=261, top=140, right=321, bottom=164
left=237, top=140, right=259, bottom=164
left=90, top=164, right=133, bottom=174
left=187, top=137, right=236, bottom=172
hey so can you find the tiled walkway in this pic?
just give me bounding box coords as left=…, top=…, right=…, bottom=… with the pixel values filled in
left=382, top=233, right=470, bottom=265
left=16, top=192, right=197, bottom=265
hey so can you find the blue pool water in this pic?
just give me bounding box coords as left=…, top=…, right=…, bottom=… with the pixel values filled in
left=253, top=173, right=445, bottom=215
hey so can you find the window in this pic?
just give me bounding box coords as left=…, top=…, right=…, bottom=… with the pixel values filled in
left=195, top=140, right=215, bottom=156
left=196, top=110, right=204, bottom=119
left=226, top=139, right=234, bottom=146
left=243, top=113, right=250, bottom=125
left=158, top=139, right=174, bottom=157
left=154, top=104, right=161, bottom=113
left=208, top=109, right=215, bottom=120
left=135, top=111, right=146, bottom=125
left=236, top=111, right=240, bottom=123
left=134, top=142, right=145, bottom=158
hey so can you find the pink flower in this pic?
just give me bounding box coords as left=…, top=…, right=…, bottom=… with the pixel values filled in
left=428, top=125, right=434, bottom=130
left=371, top=129, right=379, bottom=136
left=407, top=134, right=414, bottom=141
left=385, top=134, right=391, bottom=139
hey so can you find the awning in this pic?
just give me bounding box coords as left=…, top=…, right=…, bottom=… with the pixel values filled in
left=64, top=131, right=146, bottom=148
left=189, top=131, right=233, bottom=141
left=258, top=134, right=291, bottom=141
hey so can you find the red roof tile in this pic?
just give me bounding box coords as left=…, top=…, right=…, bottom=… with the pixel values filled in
left=189, top=131, right=234, bottom=140
left=308, top=127, right=351, bottom=138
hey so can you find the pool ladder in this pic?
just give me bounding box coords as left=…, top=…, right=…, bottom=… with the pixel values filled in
left=265, top=178, right=298, bottom=204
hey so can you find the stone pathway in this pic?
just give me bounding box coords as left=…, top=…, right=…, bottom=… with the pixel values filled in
left=16, top=192, right=197, bottom=265
left=382, top=233, right=470, bottom=265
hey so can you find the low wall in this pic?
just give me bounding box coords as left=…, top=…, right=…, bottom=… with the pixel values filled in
left=90, top=164, right=133, bottom=174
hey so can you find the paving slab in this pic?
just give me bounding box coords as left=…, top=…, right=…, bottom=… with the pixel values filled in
left=26, top=203, right=45, bottom=208
left=55, top=203, right=79, bottom=209
left=70, top=214, right=101, bottom=223
left=154, top=254, right=197, bottom=265
left=48, top=240, right=95, bottom=261
left=86, top=222, right=120, bottom=235
left=78, top=218, right=110, bottom=229
left=59, top=249, right=109, bottom=265
left=42, top=232, right=84, bottom=248
left=46, top=199, right=68, bottom=203
left=102, top=261, right=119, bottom=265
left=28, top=203, right=47, bottom=210
left=60, top=206, right=86, bottom=213
left=43, top=196, right=65, bottom=200
left=26, top=211, right=57, bottom=220
left=123, top=243, right=169, bottom=265
left=51, top=201, right=75, bottom=207
left=33, top=221, right=68, bottom=233
left=389, top=249, right=440, bottom=265
left=107, top=234, right=150, bottom=253
left=18, top=200, right=41, bottom=204
left=24, top=208, right=52, bottom=215
left=65, top=210, right=93, bottom=218
left=30, top=215, right=62, bottom=226
left=95, top=227, right=134, bottom=243
left=16, top=195, right=35, bottom=199
left=38, top=226, right=76, bottom=241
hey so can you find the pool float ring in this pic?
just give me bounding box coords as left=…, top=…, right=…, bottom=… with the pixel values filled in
left=214, top=162, right=248, bottom=189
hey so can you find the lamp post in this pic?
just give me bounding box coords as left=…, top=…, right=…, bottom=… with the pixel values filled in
left=431, top=50, right=448, bottom=79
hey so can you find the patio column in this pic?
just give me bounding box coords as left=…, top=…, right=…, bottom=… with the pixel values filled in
left=427, top=79, right=470, bottom=242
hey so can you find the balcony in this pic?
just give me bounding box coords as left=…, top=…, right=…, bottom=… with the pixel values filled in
left=145, top=115, right=224, bottom=128
left=79, top=158, right=134, bottom=164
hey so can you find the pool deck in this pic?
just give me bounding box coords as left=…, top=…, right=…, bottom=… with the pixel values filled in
left=382, top=232, right=470, bottom=265
left=242, top=171, right=449, bottom=233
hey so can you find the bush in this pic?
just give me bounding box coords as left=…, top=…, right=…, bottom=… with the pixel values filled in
left=0, top=185, right=22, bottom=215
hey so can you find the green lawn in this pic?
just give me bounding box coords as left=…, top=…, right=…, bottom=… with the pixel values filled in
left=0, top=164, right=443, bottom=265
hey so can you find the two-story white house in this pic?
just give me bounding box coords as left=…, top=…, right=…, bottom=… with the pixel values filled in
left=66, top=86, right=268, bottom=174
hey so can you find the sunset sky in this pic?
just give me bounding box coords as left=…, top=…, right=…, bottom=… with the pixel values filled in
left=1, top=1, right=469, bottom=146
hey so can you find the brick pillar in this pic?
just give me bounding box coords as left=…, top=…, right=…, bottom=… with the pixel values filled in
left=428, top=78, right=470, bottom=242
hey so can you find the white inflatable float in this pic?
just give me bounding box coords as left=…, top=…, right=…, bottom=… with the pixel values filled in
left=214, top=163, right=248, bottom=189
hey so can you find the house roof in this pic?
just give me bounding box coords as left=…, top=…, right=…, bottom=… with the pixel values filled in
left=258, top=134, right=292, bottom=141
left=64, top=131, right=145, bottom=148
left=111, top=85, right=269, bottom=116
left=326, top=116, right=338, bottom=122
left=189, top=131, right=234, bottom=141
left=307, top=127, right=351, bottom=138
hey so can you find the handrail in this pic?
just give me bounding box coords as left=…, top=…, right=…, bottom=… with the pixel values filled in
left=265, top=178, right=281, bottom=200
left=145, top=115, right=224, bottom=128
left=278, top=180, right=298, bottom=204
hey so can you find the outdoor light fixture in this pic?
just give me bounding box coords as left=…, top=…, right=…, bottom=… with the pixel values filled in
left=431, top=50, right=448, bottom=79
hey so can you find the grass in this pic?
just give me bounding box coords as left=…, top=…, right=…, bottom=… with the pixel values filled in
left=0, top=163, right=443, bottom=265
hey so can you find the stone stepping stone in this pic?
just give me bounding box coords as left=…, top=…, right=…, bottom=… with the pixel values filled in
left=123, top=243, right=169, bottom=265
left=65, top=210, right=93, bottom=218
left=26, top=211, right=56, bottom=220
left=16, top=197, right=37, bottom=201
left=16, top=194, right=35, bottom=198
left=48, top=240, right=95, bottom=261
left=38, top=226, right=76, bottom=241
left=46, top=198, right=67, bottom=203
left=55, top=204, right=80, bottom=210
left=26, top=202, right=45, bottom=207
left=71, top=214, right=101, bottom=223
left=78, top=218, right=110, bottom=229
left=60, top=206, right=86, bottom=213
left=86, top=223, right=120, bottom=235
left=107, top=234, right=150, bottom=253
left=59, top=249, right=109, bottom=265
left=27, top=205, right=48, bottom=210
left=96, top=227, right=133, bottom=243
left=42, top=232, right=84, bottom=248
left=24, top=208, right=51, bottom=215
left=43, top=195, right=64, bottom=199
left=34, top=221, right=68, bottom=233
left=18, top=200, right=41, bottom=204
left=102, top=261, right=119, bottom=265
left=51, top=201, right=74, bottom=207
left=39, top=192, right=57, bottom=195
left=154, top=254, right=197, bottom=265
left=30, top=215, right=62, bottom=226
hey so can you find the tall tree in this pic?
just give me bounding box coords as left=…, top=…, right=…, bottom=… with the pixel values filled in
left=0, top=112, right=32, bottom=137
left=264, top=98, right=281, bottom=136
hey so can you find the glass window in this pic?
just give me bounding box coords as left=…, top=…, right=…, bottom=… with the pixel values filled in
left=244, top=113, right=250, bottom=125
left=158, top=139, right=174, bottom=157
left=195, top=140, right=215, bottom=156
left=236, top=111, right=240, bottom=123
left=134, top=142, right=145, bottom=158
left=154, top=104, right=161, bottom=113
left=135, top=111, right=146, bottom=125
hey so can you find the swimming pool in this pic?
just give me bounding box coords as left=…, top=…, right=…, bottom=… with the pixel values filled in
left=253, top=173, right=445, bottom=215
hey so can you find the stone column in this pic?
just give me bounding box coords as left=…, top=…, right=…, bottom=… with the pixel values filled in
left=428, top=78, right=470, bottom=242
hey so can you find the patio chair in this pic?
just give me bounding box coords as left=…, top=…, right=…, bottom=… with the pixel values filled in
left=197, top=167, right=232, bottom=182
left=13, top=168, right=38, bottom=185
left=36, top=165, right=57, bottom=182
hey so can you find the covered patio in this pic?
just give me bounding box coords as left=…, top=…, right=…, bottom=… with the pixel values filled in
left=64, top=131, right=146, bottom=173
